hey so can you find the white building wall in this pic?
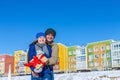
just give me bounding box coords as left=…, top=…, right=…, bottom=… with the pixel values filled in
left=76, top=46, right=87, bottom=70
left=111, top=41, right=120, bottom=68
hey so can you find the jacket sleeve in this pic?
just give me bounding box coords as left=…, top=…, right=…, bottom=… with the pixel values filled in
left=28, top=45, right=36, bottom=72
left=48, top=43, right=59, bottom=65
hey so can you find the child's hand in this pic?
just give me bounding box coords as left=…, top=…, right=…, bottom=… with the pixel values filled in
left=37, top=50, right=44, bottom=55
left=31, top=71, right=39, bottom=77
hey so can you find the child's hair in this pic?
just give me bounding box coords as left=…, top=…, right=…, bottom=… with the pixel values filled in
left=31, top=40, right=38, bottom=44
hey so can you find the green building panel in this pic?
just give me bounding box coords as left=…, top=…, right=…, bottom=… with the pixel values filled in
left=68, top=46, right=78, bottom=56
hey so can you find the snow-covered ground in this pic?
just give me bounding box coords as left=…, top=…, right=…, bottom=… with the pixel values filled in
left=1, top=70, right=120, bottom=80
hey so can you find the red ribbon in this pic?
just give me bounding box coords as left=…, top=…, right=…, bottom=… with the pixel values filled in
left=24, top=54, right=46, bottom=68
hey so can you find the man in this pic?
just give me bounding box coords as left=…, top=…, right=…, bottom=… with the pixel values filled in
left=45, top=28, right=59, bottom=80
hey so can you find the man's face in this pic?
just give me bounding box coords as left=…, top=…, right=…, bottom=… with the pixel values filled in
left=38, top=36, right=46, bottom=44
left=46, top=34, right=54, bottom=42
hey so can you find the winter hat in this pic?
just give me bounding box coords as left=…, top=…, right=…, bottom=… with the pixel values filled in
left=36, top=32, right=46, bottom=39
left=45, top=28, right=56, bottom=38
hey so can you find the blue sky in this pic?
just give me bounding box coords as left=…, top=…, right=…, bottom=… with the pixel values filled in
left=0, top=0, right=120, bottom=55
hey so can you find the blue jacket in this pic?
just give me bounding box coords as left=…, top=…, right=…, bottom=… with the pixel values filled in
left=28, top=43, right=52, bottom=75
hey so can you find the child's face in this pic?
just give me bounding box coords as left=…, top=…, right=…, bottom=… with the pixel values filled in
left=37, top=36, right=46, bottom=44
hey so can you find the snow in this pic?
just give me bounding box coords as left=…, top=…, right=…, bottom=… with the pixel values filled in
left=1, top=70, right=120, bottom=80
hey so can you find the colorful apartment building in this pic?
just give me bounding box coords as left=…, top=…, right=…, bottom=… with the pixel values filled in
left=87, top=40, right=113, bottom=71
left=0, top=54, right=14, bottom=76
left=76, top=46, right=87, bottom=71
left=57, top=43, right=68, bottom=72
left=111, top=41, right=120, bottom=68
left=67, top=46, right=77, bottom=72
left=14, top=50, right=30, bottom=75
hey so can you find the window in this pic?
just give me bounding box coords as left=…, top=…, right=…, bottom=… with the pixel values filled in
left=69, top=51, right=72, bottom=55
left=94, top=54, right=99, bottom=59
left=73, top=50, right=76, bottom=55
left=116, top=45, right=119, bottom=49
left=20, top=62, right=24, bottom=67
left=88, top=48, right=93, bottom=52
left=16, top=58, right=20, bottom=61
left=119, top=51, right=120, bottom=55
left=101, top=46, right=105, bottom=51
left=0, top=63, right=4, bottom=67
left=80, top=56, right=86, bottom=61
left=73, top=57, right=76, bottom=61
left=69, top=64, right=72, bottom=68
left=112, top=45, right=114, bottom=50
left=95, top=62, right=99, bottom=66
left=69, top=58, right=71, bottom=62
left=76, top=49, right=80, bottom=54
left=81, top=49, right=85, bottom=54
left=88, top=55, right=93, bottom=61
left=106, top=53, right=111, bottom=57
left=106, top=46, right=110, bottom=50
left=0, top=69, right=4, bottom=73
left=102, top=60, right=107, bottom=66
left=20, top=55, right=25, bottom=61
left=102, top=61, right=105, bottom=66
left=102, top=53, right=106, bottom=58
left=114, top=44, right=118, bottom=50
left=113, top=59, right=118, bottom=66
left=94, top=47, right=98, bottom=52
left=0, top=58, right=4, bottom=62
left=108, top=61, right=112, bottom=66
left=16, top=63, right=19, bottom=66
left=89, top=62, right=93, bottom=67
left=118, top=59, right=120, bottom=64
left=76, top=56, right=81, bottom=61
left=19, top=67, right=25, bottom=73
left=113, top=51, right=118, bottom=57
left=119, top=44, right=120, bottom=49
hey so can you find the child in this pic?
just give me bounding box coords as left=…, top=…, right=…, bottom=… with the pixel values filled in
left=27, top=32, right=52, bottom=80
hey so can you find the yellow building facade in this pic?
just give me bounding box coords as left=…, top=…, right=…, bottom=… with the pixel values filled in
left=57, top=43, right=68, bottom=72
left=14, top=50, right=31, bottom=75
